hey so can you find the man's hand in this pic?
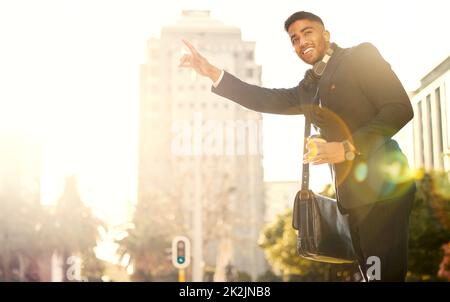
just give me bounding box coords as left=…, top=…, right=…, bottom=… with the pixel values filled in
left=303, top=138, right=346, bottom=165
left=178, top=39, right=221, bottom=82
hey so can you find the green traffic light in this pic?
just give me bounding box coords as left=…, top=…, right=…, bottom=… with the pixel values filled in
left=177, top=256, right=185, bottom=264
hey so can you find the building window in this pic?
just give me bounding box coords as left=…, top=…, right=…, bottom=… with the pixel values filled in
left=246, top=51, right=254, bottom=60
left=416, top=101, right=425, bottom=168
left=426, top=95, right=434, bottom=167
left=435, top=87, right=443, bottom=161
left=150, top=66, right=159, bottom=76
left=150, top=102, right=159, bottom=111
left=150, top=49, right=159, bottom=59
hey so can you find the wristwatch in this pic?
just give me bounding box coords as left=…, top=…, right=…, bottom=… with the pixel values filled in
left=343, top=140, right=356, bottom=161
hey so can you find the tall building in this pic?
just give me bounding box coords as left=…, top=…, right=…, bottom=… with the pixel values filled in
left=396, top=56, right=450, bottom=172
left=264, top=181, right=299, bottom=224
left=0, top=134, right=41, bottom=199
left=0, top=134, right=42, bottom=281
left=138, top=10, right=267, bottom=280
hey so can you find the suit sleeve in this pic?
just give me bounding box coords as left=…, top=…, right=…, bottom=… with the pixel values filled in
left=211, top=71, right=304, bottom=115
left=350, top=43, right=414, bottom=157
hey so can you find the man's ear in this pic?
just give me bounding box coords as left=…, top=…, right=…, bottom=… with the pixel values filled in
left=323, top=30, right=330, bottom=43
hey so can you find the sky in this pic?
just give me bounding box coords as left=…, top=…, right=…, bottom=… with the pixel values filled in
left=0, top=0, right=449, bottom=226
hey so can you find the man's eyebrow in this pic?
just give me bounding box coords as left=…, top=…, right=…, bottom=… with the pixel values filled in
left=290, top=26, right=314, bottom=40
left=300, top=26, right=314, bottom=33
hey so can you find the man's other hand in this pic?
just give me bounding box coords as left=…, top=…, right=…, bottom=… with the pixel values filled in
left=303, top=138, right=346, bottom=165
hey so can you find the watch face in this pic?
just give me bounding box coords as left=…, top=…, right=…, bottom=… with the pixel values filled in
left=345, top=151, right=355, bottom=161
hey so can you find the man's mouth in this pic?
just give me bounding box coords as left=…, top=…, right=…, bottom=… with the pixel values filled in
left=302, top=47, right=314, bottom=55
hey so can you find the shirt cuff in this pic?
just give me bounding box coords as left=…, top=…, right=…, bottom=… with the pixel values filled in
left=212, top=70, right=225, bottom=88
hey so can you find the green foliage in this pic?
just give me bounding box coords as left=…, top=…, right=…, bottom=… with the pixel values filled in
left=236, top=271, right=252, bottom=282
left=438, top=242, right=450, bottom=281
left=407, top=173, right=450, bottom=281
left=258, top=184, right=359, bottom=282
left=0, top=176, right=104, bottom=281
left=260, top=175, right=450, bottom=282
left=116, top=191, right=184, bottom=281
left=258, top=208, right=359, bottom=281
left=0, top=187, right=43, bottom=281
left=256, top=270, right=282, bottom=282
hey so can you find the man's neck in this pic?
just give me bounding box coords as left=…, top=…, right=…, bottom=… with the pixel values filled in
left=314, top=43, right=333, bottom=65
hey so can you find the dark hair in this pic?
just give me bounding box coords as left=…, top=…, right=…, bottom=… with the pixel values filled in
left=284, top=11, right=324, bottom=32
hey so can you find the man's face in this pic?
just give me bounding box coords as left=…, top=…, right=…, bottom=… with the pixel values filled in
left=288, top=19, right=330, bottom=65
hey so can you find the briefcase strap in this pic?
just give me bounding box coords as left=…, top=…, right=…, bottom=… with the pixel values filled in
left=301, top=116, right=312, bottom=192
left=301, top=87, right=320, bottom=192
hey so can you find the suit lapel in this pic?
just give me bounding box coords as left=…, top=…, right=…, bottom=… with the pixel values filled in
left=318, top=45, right=346, bottom=106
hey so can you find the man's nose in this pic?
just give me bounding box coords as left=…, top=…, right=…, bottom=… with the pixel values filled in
left=300, top=39, right=309, bottom=48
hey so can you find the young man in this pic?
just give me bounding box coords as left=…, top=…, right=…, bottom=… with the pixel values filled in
left=179, top=11, right=416, bottom=281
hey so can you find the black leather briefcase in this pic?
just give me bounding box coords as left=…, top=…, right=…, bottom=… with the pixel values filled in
left=292, top=115, right=356, bottom=264
left=292, top=189, right=355, bottom=263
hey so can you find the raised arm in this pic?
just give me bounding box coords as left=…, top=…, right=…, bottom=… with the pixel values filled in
left=179, top=40, right=305, bottom=115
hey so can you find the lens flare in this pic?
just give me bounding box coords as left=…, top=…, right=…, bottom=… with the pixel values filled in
left=354, top=162, right=368, bottom=182
left=305, top=137, right=326, bottom=160
left=376, top=150, right=417, bottom=199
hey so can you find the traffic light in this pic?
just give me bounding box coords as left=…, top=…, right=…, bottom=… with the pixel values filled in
left=171, top=236, right=191, bottom=269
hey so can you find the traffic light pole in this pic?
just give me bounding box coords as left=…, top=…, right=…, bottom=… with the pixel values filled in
left=178, top=269, right=186, bottom=282
left=193, top=137, right=203, bottom=282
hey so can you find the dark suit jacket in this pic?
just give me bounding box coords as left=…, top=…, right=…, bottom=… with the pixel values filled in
left=211, top=43, right=415, bottom=210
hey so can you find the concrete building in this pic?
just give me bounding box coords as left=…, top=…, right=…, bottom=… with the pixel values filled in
left=0, top=134, right=43, bottom=281
left=264, top=181, right=299, bottom=224
left=138, top=10, right=267, bottom=280
left=395, top=56, right=450, bottom=172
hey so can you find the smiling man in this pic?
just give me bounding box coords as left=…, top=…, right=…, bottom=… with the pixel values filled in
left=179, top=11, right=416, bottom=282
left=288, top=14, right=330, bottom=65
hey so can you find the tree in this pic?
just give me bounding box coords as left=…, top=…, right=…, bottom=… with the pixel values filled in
left=258, top=209, right=360, bottom=281
left=258, top=184, right=360, bottom=282
left=45, top=176, right=105, bottom=281
left=438, top=242, right=450, bottom=281
left=118, top=157, right=249, bottom=281
left=407, top=172, right=450, bottom=281
left=116, top=190, right=185, bottom=281
left=256, top=269, right=282, bottom=282
left=0, top=181, right=45, bottom=281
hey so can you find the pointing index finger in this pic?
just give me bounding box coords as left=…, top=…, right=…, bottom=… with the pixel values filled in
left=182, top=39, right=199, bottom=56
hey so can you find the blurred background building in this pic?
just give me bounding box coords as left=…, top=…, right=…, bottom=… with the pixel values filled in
left=395, top=56, right=450, bottom=173
left=0, top=135, right=43, bottom=281
left=138, top=10, right=267, bottom=281
left=264, top=181, right=299, bottom=223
